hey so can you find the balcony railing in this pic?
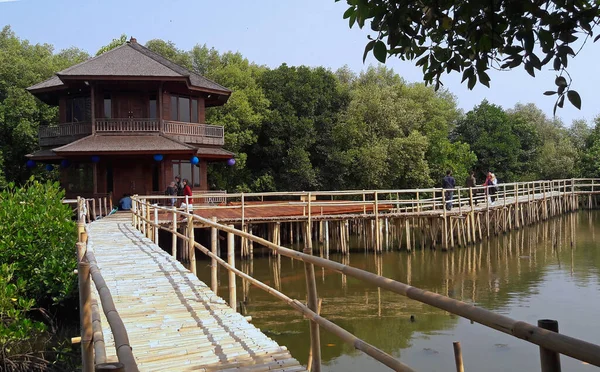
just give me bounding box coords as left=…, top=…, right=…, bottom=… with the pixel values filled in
left=38, top=119, right=225, bottom=147
left=39, top=122, right=92, bottom=147
left=96, top=118, right=160, bottom=132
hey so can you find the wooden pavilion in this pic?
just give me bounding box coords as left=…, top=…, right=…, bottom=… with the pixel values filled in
left=26, top=37, right=233, bottom=202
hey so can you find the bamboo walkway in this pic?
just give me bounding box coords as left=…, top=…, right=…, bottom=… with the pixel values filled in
left=86, top=213, right=306, bottom=372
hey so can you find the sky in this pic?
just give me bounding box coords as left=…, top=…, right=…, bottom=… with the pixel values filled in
left=1, top=0, right=598, bottom=125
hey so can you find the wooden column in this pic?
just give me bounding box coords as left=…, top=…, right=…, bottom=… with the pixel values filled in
left=171, top=208, right=177, bottom=257
left=538, top=319, right=561, bottom=372
left=91, top=84, right=96, bottom=134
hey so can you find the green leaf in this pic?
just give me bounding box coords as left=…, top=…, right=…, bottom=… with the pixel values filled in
left=363, top=40, right=375, bottom=63
left=478, top=70, right=490, bottom=87
left=524, top=62, right=535, bottom=77
left=343, top=7, right=354, bottom=19
left=543, top=91, right=557, bottom=96
left=467, top=74, right=477, bottom=90
left=373, top=40, right=387, bottom=63
left=557, top=94, right=565, bottom=108
left=567, top=90, right=582, bottom=110
left=555, top=76, right=567, bottom=87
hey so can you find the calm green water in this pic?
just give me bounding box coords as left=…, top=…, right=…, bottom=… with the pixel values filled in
left=196, top=211, right=600, bottom=371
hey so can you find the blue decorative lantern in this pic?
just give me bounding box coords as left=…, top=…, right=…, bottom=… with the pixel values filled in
left=45, top=164, right=54, bottom=171
left=26, top=160, right=36, bottom=168
left=153, top=154, right=164, bottom=162
left=191, top=156, right=199, bottom=165
left=91, top=155, right=100, bottom=163
left=60, top=159, right=70, bottom=168
left=227, top=158, right=236, bottom=166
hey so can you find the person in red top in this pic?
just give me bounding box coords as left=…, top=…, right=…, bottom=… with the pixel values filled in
left=181, top=178, right=193, bottom=208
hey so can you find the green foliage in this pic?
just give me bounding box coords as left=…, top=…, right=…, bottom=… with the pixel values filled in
left=0, top=264, right=46, bottom=344
left=145, top=39, right=193, bottom=70
left=0, top=180, right=77, bottom=306
left=95, top=34, right=127, bottom=55
left=0, top=26, right=89, bottom=185
left=338, top=0, right=598, bottom=110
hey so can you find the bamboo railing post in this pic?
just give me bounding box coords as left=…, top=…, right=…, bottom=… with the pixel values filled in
left=211, top=217, right=218, bottom=294
left=92, top=198, right=97, bottom=221
left=538, top=319, right=561, bottom=372
left=374, top=191, right=380, bottom=252
left=228, top=225, right=236, bottom=311
left=469, top=188, right=476, bottom=242
left=442, top=190, right=448, bottom=249
left=241, top=193, right=246, bottom=257
left=362, top=191, right=366, bottom=214
left=104, top=196, right=108, bottom=216
left=153, top=207, right=159, bottom=245
left=307, top=192, right=312, bottom=250
left=453, top=341, right=465, bottom=372
left=77, top=243, right=93, bottom=372
left=188, top=216, right=196, bottom=276
left=304, top=257, right=321, bottom=372
left=171, top=208, right=177, bottom=257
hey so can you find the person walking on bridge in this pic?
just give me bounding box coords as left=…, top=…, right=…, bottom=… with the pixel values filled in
left=466, top=170, right=477, bottom=206
left=442, top=170, right=456, bottom=211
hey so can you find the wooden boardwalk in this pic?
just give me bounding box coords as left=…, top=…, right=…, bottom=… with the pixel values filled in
left=86, top=214, right=306, bottom=372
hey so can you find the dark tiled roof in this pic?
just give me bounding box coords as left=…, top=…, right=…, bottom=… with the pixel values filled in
left=27, top=75, right=64, bottom=91
left=53, top=134, right=196, bottom=154
left=27, top=42, right=231, bottom=94
left=26, top=148, right=62, bottom=160
left=196, top=146, right=235, bottom=157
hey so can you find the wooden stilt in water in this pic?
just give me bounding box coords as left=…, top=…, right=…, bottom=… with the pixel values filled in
left=211, top=217, right=218, bottom=294
left=227, top=225, right=236, bottom=312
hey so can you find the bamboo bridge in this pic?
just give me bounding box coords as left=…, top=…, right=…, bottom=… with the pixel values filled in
left=75, top=178, right=600, bottom=372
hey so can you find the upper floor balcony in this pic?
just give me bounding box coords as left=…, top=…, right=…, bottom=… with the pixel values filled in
left=39, top=119, right=225, bottom=147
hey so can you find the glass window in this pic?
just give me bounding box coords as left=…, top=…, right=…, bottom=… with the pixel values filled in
left=191, top=99, right=198, bottom=123
left=178, top=97, right=190, bottom=123
left=170, top=96, right=178, bottom=120
left=103, top=95, right=111, bottom=119
left=193, top=163, right=200, bottom=187
left=66, top=163, right=93, bottom=194
left=180, top=160, right=192, bottom=186
left=66, top=96, right=91, bottom=122
left=149, top=95, right=157, bottom=119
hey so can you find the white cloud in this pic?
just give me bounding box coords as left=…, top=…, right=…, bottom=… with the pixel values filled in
left=0, top=0, right=21, bottom=3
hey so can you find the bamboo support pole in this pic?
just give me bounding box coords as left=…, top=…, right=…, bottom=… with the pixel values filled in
left=228, top=225, right=236, bottom=311
left=453, top=341, right=464, bottom=372
left=539, top=319, right=561, bottom=372
left=211, top=217, right=218, bottom=294
left=104, top=196, right=108, bottom=216
left=307, top=298, right=323, bottom=372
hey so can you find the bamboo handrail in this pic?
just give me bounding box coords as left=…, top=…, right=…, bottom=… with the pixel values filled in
left=131, top=197, right=600, bottom=369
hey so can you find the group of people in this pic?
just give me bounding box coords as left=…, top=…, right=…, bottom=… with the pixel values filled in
left=165, top=176, right=193, bottom=208
left=442, top=170, right=499, bottom=211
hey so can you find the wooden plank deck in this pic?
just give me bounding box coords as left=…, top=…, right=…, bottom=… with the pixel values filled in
left=87, top=214, right=306, bottom=372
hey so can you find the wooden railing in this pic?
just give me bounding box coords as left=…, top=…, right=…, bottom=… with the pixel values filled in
left=162, top=120, right=224, bottom=137
left=76, top=198, right=138, bottom=372
left=39, top=122, right=92, bottom=146
left=131, top=191, right=600, bottom=372
left=95, top=119, right=160, bottom=132
left=38, top=119, right=225, bottom=145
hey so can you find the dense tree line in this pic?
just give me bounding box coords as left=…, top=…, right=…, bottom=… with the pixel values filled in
left=1, top=26, right=599, bottom=192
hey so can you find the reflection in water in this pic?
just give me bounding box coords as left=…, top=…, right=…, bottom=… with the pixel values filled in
left=196, top=212, right=600, bottom=371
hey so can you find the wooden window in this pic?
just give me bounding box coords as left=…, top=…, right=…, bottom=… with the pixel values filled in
left=66, top=96, right=91, bottom=122
left=169, top=95, right=199, bottom=123
left=149, top=95, right=157, bottom=119
left=103, top=94, right=112, bottom=119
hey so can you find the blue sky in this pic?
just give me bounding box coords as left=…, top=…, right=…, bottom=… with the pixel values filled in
left=1, top=0, right=598, bottom=125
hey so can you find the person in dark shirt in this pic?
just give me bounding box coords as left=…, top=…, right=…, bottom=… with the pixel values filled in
left=442, top=170, right=456, bottom=211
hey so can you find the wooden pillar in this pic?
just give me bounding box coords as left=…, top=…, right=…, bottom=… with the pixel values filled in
left=374, top=191, right=380, bottom=252
left=153, top=207, right=159, bottom=245
left=78, top=245, right=93, bottom=372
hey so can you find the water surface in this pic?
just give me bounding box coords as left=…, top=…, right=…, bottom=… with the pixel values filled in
left=196, top=211, right=600, bottom=371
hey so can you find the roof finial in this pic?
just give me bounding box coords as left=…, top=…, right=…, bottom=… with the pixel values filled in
left=129, top=37, right=137, bottom=44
